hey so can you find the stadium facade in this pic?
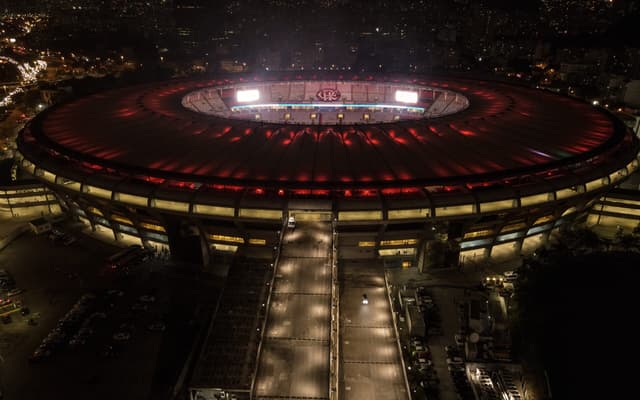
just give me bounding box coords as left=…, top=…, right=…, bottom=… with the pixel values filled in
left=16, top=73, right=640, bottom=267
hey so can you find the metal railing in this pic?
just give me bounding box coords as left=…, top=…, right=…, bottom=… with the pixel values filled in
left=249, top=220, right=286, bottom=399
left=384, top=271, right=412, bottom=400
left=330, top=219, right=339, bottom=400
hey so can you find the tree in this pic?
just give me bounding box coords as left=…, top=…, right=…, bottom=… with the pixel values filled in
left=513, top=250, right=640, bottom=399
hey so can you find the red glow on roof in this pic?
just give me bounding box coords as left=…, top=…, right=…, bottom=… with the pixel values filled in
left=381, top=188, right=401, bottom=195
left=254, top=188, right=264, bottom=195
left=81, top=162, right=103, bottom=171
left=208, top=184, right=243, bottom=192
left=358, top=189, right=376, bottom=197
left=344, top=189, right=352, bottom=197
left=170, top=181, right=196, bottom=190
left=30, top=74, right=625, bottom=197
left=393, top=137, right=407, bottom=144
left=118, top=108, right=137, bottom=118
left=449, top=123, right=476, bottom=136
left=145, top=176, right=165, bottom=184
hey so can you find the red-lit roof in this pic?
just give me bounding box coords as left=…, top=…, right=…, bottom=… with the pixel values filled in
left=21, top=74, right=631, bottom=190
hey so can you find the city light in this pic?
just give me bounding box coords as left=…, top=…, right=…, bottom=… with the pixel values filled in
left=236, top=89, right=260, bottom=102
left=0, top=87, right=23, bottom=107
left=394, top=90, right=419, bottom=104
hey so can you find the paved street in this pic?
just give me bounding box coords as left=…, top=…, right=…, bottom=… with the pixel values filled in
left=338, top=261, right=408, bottom=400
left=254, top=222, right=332, bottom=399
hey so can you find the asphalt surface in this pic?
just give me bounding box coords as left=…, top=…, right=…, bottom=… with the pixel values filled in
left=0, top=229, right=221, bottom=400
left=254, top=222, right=332, bottom=400
left=338, top=260, right=408, bottom=400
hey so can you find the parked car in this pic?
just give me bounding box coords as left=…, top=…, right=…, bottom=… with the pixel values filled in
left=139, top=295, right=156, bottom=303
left=106, top=289, right=124, bottom=297
left=417, top=358, right=433, bottom=367
left=131, top=302, right=148, bottom=312
left=112, top=332, right=131, bottom=342
left=62, top=235, right=77, bottom=246
left=503, top=270, right=518, bottom=281
left=28, top=348, right=51, bottom=363
left=148, top=321, right=166, bottom=332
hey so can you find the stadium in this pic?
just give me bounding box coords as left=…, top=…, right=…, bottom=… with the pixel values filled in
left=15, top=73, right=640, bottom=267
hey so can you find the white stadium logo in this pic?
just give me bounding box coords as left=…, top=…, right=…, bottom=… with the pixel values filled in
left=316, top=88, right=341, bottom=102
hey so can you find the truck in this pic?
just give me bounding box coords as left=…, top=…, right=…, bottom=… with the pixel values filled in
left=406, top=304, right=426, bottom=337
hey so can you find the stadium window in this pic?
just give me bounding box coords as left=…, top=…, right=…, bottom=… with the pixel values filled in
left=209, top=234, right=245, bottom=244
left=140, top=222, right=166, bottom=232
left=87, top=206, right=103, bottom=216
left=378, top=247, right=416, bottom=256
left=380, top=239, right=418, bottom=246
left=111, top=214, right=133, bottom=225
left=463, top=229, right=494, bottom=239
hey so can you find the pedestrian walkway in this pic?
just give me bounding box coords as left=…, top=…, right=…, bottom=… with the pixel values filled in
left=254, top=222, right=333, bottom=399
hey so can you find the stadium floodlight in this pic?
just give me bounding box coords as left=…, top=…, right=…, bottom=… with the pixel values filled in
left=395, top=90, right=418, bottom=104
left=236, top=89, right=260, bottom=103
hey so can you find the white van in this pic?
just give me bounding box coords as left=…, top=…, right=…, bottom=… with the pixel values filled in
left=287, top=216, right=296, bottom=228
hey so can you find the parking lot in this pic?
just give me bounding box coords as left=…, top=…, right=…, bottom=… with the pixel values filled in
left=386, top=262, right=527, bottom=400
left=0, top=228, right=222, bottom=400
